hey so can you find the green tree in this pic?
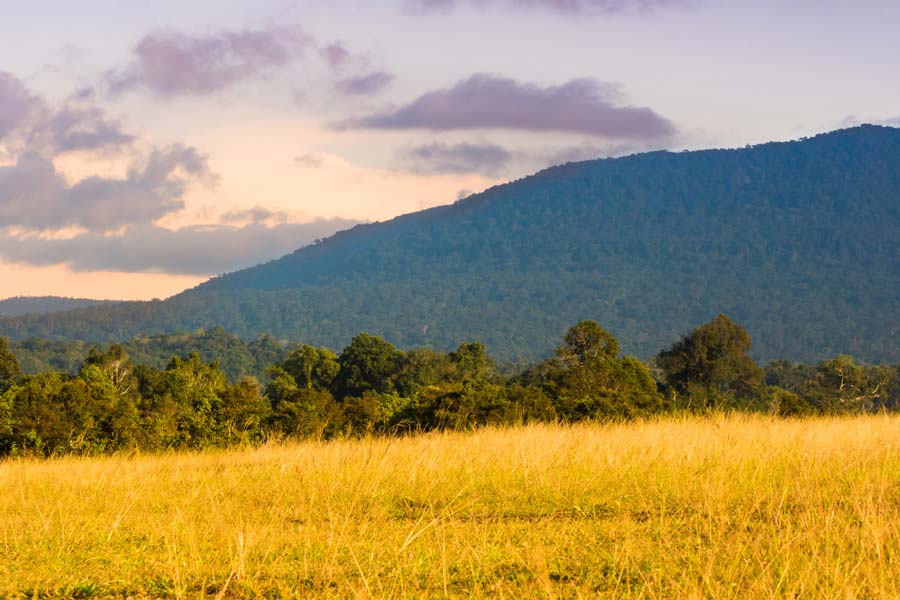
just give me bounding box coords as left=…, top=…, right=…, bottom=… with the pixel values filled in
left=3, top=372, right=67, bottom=456
left=333, top=334, right=406, bottom=399
left=164, top=353, right=229, bottom=448
left=271, top=387, right=339, bottom=439
left=803, top=355, right=892, bottom=414
left=528, top=321, right=665, bottom=420
left=281, top=345, right=340, bottom=391
left=656, top=314, right=764, bottom=410
left=558, top=321, right=619, bottom=365
left=217, top=377, right=271, bottom=444
left=0, top=337, right=22, bottom=392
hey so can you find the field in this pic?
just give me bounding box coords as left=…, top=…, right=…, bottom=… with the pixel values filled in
left=3, top=415, right=900, bottom=598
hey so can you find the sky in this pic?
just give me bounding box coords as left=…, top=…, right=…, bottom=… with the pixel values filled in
left=0, top=0, right=898, bottom=300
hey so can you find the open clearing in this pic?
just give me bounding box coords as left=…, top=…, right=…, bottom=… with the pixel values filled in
left=3, top=415, right=900, bottom=598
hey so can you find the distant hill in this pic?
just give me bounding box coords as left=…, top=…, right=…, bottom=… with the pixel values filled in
left=1, top=125, right=898, bottom=364
left=0, top=296, right=117, bottom=318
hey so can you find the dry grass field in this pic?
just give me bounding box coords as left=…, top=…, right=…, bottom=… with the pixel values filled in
left=3, top=414, right=900, bottom=598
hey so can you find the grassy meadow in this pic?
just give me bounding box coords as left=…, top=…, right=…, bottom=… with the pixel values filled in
left=3, top=414, right=900, bottom=598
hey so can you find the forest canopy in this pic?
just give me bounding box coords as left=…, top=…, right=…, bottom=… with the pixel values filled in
left=2, top=315, right=898, bottom=458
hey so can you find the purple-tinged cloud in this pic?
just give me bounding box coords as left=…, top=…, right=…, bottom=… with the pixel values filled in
left=0, top=218, right=361, bottom=275
left=403, top=141, right=513, bottom=175
left=0, top=72, right=40, bottom=140
left=1, top=71, right=134, bottom=155
left=220, top=206, right=290, bottom=225
left=334, top=71, right=395, bottom=96
left=105, top=26, right=312, bottom=97
left=340, top=74, right=675, bottom=139
left=0, top=144, right=214, bottom=232
left=42, top=106, right=134, bottom=153
left=407, top=0, right=686, bottom=14
left=320, top=42, right=352, bottom=69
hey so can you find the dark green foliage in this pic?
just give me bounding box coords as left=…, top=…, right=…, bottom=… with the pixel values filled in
left=765, top=355, right=896, bottom=414
left=9, top=328, right=290, bottom=383
left=0, top=337, right=22, bottom=392
left=281, top=345, right=340, bottom=391
left=656, top=314, right=765, bottom=410
left=1, top=126, right=897, bottom=364
left=525, top=321, right=666, bottom=420
left=270, top=387, right=339, bottom=439
left=217, top=378, right=271, bottom=444
left=1, top=316, right=899, bottom=458
left=333, top=333, right=407, bottom=398
left=765, top=387, right=814, bottom=417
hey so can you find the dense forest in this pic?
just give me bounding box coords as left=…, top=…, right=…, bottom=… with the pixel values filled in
left=10, top=328, right=287, bottom=382
left=1, top=125, right=898, bottom=363
left=0, top=296, right=117, bottom=317
left=2, top=315, right=898, bottom=457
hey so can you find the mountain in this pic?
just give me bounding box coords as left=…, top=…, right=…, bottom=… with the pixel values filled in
left=1, top=125, right=898, bottom=364
left=0, top=296, right=117, bottom=318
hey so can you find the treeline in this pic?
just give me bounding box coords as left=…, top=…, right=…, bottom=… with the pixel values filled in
left=11, top=328, right=288, bottom=382
left=1, top=314, right=898, bottom=457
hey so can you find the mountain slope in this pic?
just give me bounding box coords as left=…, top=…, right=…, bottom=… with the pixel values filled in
left=1, top=125, right=898, bottom=363
left=0, top=296, right=117, bottom=317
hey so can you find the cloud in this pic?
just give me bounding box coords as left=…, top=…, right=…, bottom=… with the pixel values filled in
left=0, top=72, right=39, bottom=140
left=397, top=137, right=664, bottom=176
left=98, top=25, right=394, bottom=99
left=402, top=141, right=513, bottom=175
left=334, top=71, right=395, bottom=96
left=0, top=218, right=360, bottom=275
left=39, top=106, right=135, bottom=153
left=220, top=205, right=290, bottom=225
left=0, top=70, right=134, bottom=155
left=320, top=42, right=353, bottom=69
left=339, top=74, right=674, bottom=139
left=841, top=114, right=900, bottom=128
left=294, top=153, right=326, bottom=168
left=104, top=26, right=313, bottom=97
left=406, top=0, right=685, bottom=14
left=0, top=144, right=213, bottom=232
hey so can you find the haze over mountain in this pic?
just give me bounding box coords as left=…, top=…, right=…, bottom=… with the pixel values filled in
left=0, top=296, right=116, bottom=318
left=1, top=125, right=897, bottom=364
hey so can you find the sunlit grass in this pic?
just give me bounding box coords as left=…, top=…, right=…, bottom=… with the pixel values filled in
left=3, top=414, right=900, bottom=597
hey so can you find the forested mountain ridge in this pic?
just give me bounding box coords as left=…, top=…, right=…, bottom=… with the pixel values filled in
left=0, top=296, right=117, bottom=317
left=1, top=125, right=898, bottom=363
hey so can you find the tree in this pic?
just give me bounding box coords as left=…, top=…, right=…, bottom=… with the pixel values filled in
left=656, top=314, right=764, bottom=409
left=333, top=334, right=406, bottom=399
left=802, top=355, right=892, bottom=414
left=557, top=321, right=619, bottom=366
left=164, top=353, right=229, bottom=448
left=450, top=341, right=495, bottom=383
left=281, top=345, right=339, bottom=391
left=0, top=337, right=22, bottom=392
left=82, top=344, right=138, bottom=399
left=270, top=387, right=339, bottom=439
left=527, top=321, right=665, bottom=420
left=217, top=377, right=271, bottom=444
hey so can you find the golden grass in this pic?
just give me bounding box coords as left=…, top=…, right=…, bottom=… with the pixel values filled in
left=3, top=414, right=900, bottom=598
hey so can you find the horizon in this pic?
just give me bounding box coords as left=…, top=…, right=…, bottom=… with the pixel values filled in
left=1, top=0, right=899, bottom=300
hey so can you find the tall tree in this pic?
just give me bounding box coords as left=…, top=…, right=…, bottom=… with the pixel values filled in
left=281, top=345, right=340, bottom=391
left=0, top=337, right=22, bottom=392
left=656, top=314, right=764, bottom=409
left=333, top=333, right=406, bottom=399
